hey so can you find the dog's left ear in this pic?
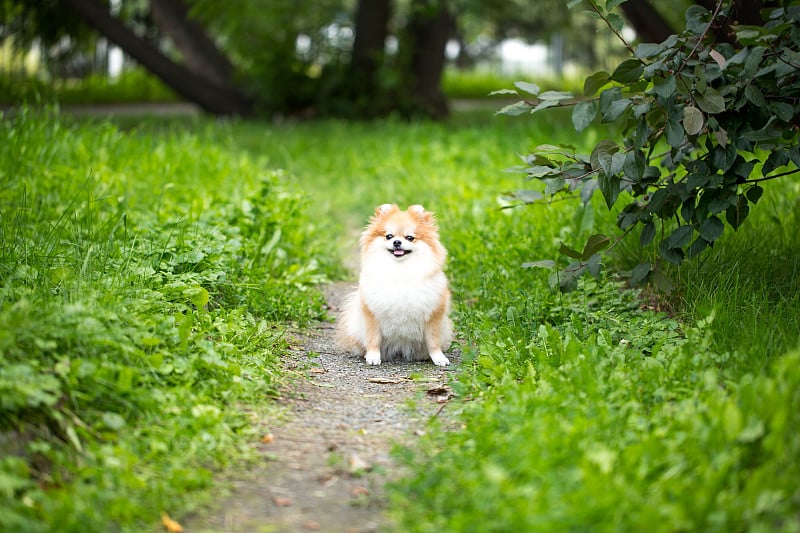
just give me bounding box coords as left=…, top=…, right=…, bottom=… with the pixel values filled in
left=408, top=204, right=435, bottom=225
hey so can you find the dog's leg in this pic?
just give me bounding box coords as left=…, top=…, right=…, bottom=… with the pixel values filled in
left=361, top=301, right=382, bottom=365
left=424, top=299, right=451, bottom=367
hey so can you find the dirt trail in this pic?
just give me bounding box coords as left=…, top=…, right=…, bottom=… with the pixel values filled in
left=186, top=281, right=458, bottom=533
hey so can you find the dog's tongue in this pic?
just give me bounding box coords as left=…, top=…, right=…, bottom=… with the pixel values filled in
left=393, top=249, right=406, bottom=257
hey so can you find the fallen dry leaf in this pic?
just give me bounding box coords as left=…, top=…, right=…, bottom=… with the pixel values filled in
left=272, top=496, right=294, bottom=507
left=261, top=433, right=274, bottom=444
left=367, top=377, right=408, bottom=384
left=426, top=385, right=453, bottom=403
left=161, top=513, right=183, bottom=532
left=350, top=485, right=370, bottom=497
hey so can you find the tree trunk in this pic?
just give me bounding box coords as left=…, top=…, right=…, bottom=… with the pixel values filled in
left=398, top=0, right=453, bottom=119
left=350, top=0, right=391, bottom=97
left=620, top=0, right=675, bottom=43
left=57, top=0, right=251, bottom=115
left=149, top=0, right=236, bottom=88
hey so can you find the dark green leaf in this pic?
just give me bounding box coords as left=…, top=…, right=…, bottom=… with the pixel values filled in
left=762, top=150, right=789, bottom=176
left=695, top=87, right=726, bottom=114
left=598, top=173, right=621, bottom=209
left=712, top=143, right=737, bottom=171
left=726, top=197, right=750, bottom=229
left=744, top=85, right=767, bottom=107
left=602, top=98, right=632, bottom=122
left=531, top=99, right=561, bottom=113
left=665, top=118, right=686, bottom=148
left=667, top=225, right=694, bottom=248
left=647, top=188, right=670, bottom=216
left=787, top=146, right=800, bottom=169
left=589, top=140, right=619, bottom=172
left=607, top=12, right=625, bottom=33
left=635, top=42, right=665, bottom=58
left=658, top=239, right=685, bottom=265
left=559, top=241, right=583, bottom=260
left=581, top=234, right=611, bottom=260
left=611, top=58, right=644, bottom=83
left=584, top=71, right=610, bottom=96
left=634, top=119, right=651, bottom=149
left=770, top=101, right=794, bottom=122
left=544, top=177, right=566, bottom=195
left=623, top=150, right=646, bottom=182
left=599, top=87, right=621, bottom=115
left=709, top=190, right=737, bottom=213
left=572, top=100, right=598, bottom=132
left=681, top=198, right=696, bottom=223
left=652, top=269, right=675, bottom=293
left=687, top=237, right=709, bottom=258
left=744, top=46, right=766, bottom=77
left=525, top=165, right=561, bottom=178
left=586, top=253, right=602, bottom=278
left=687, top=173, right=711, bottom=189
left=557, top=270, right=579, bottom=293
left=652, top=76, right=677, bottom=101
left=699, top=216, right=724, bottom=242
left=630, top=262, right=652, bottom=286
left=746, top=185, right=764, bottom=204
left=685, top=4, right=711, bottom=34
left=731, top=158, right=756, bottom=180
left=640, top=221, right=656, bottom=246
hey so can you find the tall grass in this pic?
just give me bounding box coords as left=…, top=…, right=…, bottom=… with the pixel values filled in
left=0, top=109, right=338, bottom=532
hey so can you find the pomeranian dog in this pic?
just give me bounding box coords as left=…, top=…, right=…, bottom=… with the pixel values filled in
left=337, top=204, right=452, bottom=366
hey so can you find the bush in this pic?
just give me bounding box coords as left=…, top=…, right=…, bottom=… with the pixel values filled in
left=500, top=1, right=800, bottom=291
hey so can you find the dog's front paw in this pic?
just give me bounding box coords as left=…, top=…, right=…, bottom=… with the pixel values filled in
left=429, top=350, right=450, bottom=367
left=365, top=350, right=382, bottom=365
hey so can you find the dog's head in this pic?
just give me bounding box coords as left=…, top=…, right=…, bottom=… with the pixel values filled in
left=361, top=204, right=445, bottom=265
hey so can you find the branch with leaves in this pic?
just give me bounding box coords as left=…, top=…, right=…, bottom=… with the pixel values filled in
left=500, top=0, right=800, bottom=292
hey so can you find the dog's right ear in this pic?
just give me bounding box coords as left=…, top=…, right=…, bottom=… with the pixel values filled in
left=375, top=204, right=399, bottom=217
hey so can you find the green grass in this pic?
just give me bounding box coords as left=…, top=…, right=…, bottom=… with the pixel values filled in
left=0, top=70, right=180, bottom=106
left=442, top=68, right=585, bottom=99
left=2, top=67, right=578, bottom=107
left=2, top=105, right=798, bottom=531
left=0, top=108, right=339, bottom=532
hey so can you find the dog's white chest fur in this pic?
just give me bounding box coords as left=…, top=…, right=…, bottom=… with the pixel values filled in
left=360, top=254, right=447, bottom=335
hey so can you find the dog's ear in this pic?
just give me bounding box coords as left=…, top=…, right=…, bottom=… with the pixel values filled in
left=408, top=204, right=435, bottom=225
left=375, top=204, right=399, bottom=217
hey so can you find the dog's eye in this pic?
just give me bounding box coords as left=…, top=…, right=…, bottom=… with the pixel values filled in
left=385, top=234, right=394, bottom=240
left=405, top=235, right=415, bottom=242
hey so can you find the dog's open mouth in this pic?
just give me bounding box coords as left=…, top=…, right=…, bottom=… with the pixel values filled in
left=390, top=249, right=411, bottom=257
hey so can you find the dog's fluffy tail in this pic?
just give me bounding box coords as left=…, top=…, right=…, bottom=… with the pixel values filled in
left=335, top=290, right=365, bottom=355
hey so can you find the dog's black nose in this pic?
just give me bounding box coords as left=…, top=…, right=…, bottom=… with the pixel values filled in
left=393, top=239, right=402, bottom=248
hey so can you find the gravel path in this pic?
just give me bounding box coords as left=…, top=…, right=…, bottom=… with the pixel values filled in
left=186, top=281, right=459, bottom=533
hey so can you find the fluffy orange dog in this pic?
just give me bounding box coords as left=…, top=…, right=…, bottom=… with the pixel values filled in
left=337, top=204, right=452, bottom=366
